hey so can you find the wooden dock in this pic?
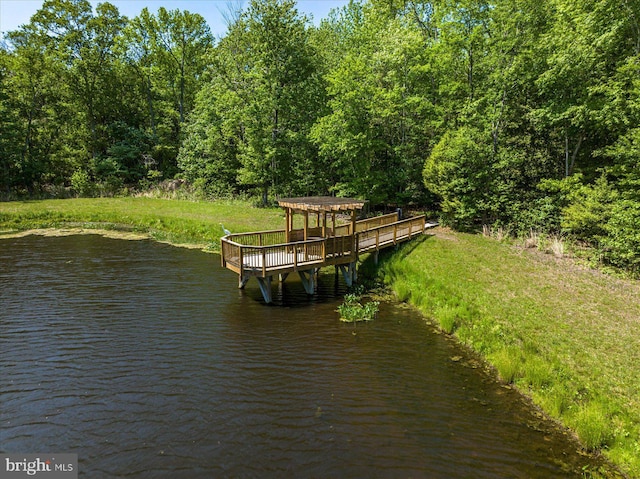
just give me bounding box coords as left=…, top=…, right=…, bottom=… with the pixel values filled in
left=221, top=197, right=433, bottom=303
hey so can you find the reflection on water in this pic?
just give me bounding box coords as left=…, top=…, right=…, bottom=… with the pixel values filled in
left=0, top=235, right=610, bottom=478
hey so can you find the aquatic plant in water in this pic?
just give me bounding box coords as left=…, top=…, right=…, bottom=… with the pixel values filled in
left=337, top=294, right=379, bottom=322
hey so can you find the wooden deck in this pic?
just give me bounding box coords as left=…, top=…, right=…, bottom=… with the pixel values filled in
left=220, top=197, right=436, bottom=303
left=221, top=212, right=432, bottom=302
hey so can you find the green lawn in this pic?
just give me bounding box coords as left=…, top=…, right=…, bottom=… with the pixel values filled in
left=380, top=228, right=640, bottom=478
left=0, top=197, right=285, bottom=250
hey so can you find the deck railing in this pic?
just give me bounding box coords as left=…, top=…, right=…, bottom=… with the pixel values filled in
left=334, top=212, right=399, bottom=236
left=358, top=216, right=426, bottom=253
left=221, top=236, right=344, bottom=276
left=221, top=214, right=426, bottom=277
left=222, top=229, right=286, bottom=247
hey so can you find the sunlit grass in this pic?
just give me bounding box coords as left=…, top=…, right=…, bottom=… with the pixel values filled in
left=380, top=227, right=640, bottom=477
left=0, top=197, right=286, bottom=251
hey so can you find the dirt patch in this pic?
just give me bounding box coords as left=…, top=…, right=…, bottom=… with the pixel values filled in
left=429, top=226, right=460, bottom=242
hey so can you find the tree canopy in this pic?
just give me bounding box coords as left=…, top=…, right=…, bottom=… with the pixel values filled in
left=1, top=0, right=639, bottom=272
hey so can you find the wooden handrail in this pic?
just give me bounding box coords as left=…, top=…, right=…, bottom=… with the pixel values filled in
left=221, top=236, right=330, bottom=250
left=221, top=215, right=428, bottom=276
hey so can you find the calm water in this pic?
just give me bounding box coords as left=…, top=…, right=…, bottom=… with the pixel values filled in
left=0, top=234, right=609, bottom=478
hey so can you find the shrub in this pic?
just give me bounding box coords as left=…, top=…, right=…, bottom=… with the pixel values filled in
left=561, top=175, right=618, bottom=241
left=600, top=200, right=640, bottom=275
left=423, top=126, right=495, bottom=231
left=337, top=294, right=379, bottom=322
left=70, top=169, right=93, bottom=197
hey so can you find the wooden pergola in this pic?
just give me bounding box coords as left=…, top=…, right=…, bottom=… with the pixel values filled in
left=278, top=196, right=366, bottom=242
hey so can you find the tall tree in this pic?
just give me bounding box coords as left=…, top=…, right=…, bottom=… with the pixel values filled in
left=3, top=19, right=69, bottom=191
left=179, top=0, right=326, bottom=201
left=124, top=7, right=213, bottom=175
left=31, top=0, right=127, bottom=161
left=312, top=1, right=438, bottom=205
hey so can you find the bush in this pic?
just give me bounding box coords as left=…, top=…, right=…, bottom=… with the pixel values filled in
left=561, top=175, right=618, bottom=241
left=423, top=126, right=496, bottom=231
left=600, top=200, right=640, bottom=275
left=337, top=294, right=379, bottom=322
left=70, top=169, right=93, bottom=197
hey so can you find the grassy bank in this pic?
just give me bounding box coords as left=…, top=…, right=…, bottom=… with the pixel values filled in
left=0, top=197, right=284, bottom=250
left=380, top=228, right=640, bottom=478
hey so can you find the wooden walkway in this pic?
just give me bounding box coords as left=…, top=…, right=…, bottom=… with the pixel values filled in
left=221, top=210, right=434, bottom=303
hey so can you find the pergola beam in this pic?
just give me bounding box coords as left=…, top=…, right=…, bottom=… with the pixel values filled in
left=278, top=196, right=367, bottom=241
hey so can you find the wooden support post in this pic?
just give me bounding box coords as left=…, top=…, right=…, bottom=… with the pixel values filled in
left=256, top=276, right=273, bottom=304
left=279, top=273, right=289, bottom=283
left=351, top=209, right=356, bottom=235
left=322, top=212, right=327, bottom=238
left=338, top=262, right=356, bottom=287
left=285, top=208, right=291, bottom=243
left=239, top=275, right=250, bottom=289
left=304, top=211, right=309, bottom=259
left=299, top=268, right=318, bottom=295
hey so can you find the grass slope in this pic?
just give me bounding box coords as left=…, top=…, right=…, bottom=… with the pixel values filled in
left=380, top=228, right=640, bottom=478
left=0, top=197, right=285, bottom=250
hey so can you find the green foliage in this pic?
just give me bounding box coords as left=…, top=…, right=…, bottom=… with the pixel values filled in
left=601, top=200, right=640, bottom=275
left=311, top=4, right=434, bottom=206
left=70, top=169, right=93, bottom=197
left=489, top=347, right=523, bottom=384
left=2, top=0, right=640, bottom=275
left=433, top=305, right=458, bottom=334
left=179, top=0, right=326, bottom=202
left=423, top=126, right=495, bottom=230
left=337, top=293, right=379, bottom=322
left=561, top=175, right=619, bottom=241
left=571, top=402, right=614, bottom=451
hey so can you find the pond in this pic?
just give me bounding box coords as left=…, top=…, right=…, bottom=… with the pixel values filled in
left=0, top=234, right=611, bottom=478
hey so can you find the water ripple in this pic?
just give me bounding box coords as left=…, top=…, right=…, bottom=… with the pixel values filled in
left=0, top=235, right=607, bottom=477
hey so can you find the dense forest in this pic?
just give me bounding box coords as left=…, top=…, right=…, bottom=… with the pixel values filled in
left=1, top=0, right=639, bottom=272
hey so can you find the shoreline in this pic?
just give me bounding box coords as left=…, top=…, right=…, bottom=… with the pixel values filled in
left=380, top=229, right=638, bottom=478
left=0, top=226, right=214, bottom=252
